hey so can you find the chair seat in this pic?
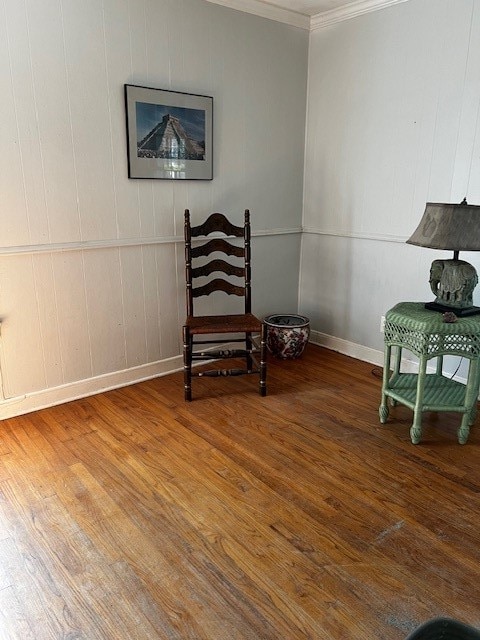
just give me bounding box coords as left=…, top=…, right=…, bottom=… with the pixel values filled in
left=186, top=313, right=262, bottom=335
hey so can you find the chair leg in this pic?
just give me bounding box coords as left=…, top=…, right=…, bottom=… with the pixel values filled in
left=246, top=332, right=253, bottom=372
left=260, top=322, right=267, bottom=396
left=183, top=325, right=192, bottom=401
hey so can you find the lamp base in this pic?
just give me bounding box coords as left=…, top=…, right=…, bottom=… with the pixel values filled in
left=424, top=301, right=480, bottom=317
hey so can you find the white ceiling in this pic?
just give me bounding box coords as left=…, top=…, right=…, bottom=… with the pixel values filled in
left=257, top=0, right=359, bottom=17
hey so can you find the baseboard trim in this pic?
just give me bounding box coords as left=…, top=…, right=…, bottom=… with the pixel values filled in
left=1, top=331, right=472, bottom=419
left=0, top=355, right=184, bottom=420
left=310, top=329, right=470, bottom=385
left=0, top=340, right=252, bottom=419
left=310, top=329, right=384, bottom=367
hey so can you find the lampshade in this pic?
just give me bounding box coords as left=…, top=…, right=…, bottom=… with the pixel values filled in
left=407, top=200, right=480, bottom=251
left=406, top=199, right=480, bottom=316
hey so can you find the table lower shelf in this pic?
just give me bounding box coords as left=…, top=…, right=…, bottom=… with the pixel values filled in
left=384, top=373, right=469, bottom=413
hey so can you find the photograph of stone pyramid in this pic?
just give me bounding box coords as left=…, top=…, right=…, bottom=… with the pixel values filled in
left=136, top=103, right=205, bottom=161
left=125, top=85, right=212, bottom=179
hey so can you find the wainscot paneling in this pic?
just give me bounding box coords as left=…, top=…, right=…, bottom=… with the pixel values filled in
left=0, top=0, right=307, bottom=417
left=300, top=0, right=480, bottom=381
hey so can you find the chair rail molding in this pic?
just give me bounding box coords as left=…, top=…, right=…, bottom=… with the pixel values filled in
left=0, top=228, right=302, bottom=257
left=302, top=227, right=407, bottom=244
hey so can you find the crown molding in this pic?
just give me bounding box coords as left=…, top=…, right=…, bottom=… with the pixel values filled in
left=310, top=0, right=409, bottom=30
left=202, top=0, right=310, bottom=30
left=203, top=0, right=410, bottom=31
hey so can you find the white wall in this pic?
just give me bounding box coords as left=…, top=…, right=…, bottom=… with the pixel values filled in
left=301, top=0, right=480, bottom=369
left=0, top=0, right=308, bottom=417
left=7, top=0, right=478, bottom=418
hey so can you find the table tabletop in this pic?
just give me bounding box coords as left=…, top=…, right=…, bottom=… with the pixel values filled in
left=385, top=302, right=480, bottom=359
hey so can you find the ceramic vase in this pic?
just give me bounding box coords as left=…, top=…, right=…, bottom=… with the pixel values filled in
left=264, top=314, right=310, bottom=359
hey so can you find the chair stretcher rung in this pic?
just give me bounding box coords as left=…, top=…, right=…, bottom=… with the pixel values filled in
left=193, top=348, right=257, bottom=360
left=195, top=368, right=252, bottom=378
left=193, top=338, right=246, bottom=345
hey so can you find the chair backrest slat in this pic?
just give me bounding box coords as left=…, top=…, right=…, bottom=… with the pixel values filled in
left=192, top=259, right=244, bottom=279
left=192, top=279, right=245, bottom=298
left=191, top=213, right=243, bottom=238
left=185, top=209, right=252, bottom=317
left=191, top=238, right=244, bottom=259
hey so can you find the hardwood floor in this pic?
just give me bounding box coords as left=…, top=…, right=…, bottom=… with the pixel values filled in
left=0, top=345, right=479, bottom=639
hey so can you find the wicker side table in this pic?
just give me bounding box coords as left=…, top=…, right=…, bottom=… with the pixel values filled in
left=379, top=302, right=480, bottom=444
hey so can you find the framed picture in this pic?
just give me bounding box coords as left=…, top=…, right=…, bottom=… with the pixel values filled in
left=124, top=84, right=213, bottom=180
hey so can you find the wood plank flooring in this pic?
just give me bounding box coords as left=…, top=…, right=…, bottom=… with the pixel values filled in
left=0, top=345, right=479, bottom=639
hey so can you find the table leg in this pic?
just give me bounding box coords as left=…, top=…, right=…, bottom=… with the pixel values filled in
left=379, top=344, right=391, bottom=424
left=410, top=356, right=427, bottom=444
left=458, top=358, right=480, bottom=444
left=471, top=357, right=480, bottom=426
left=436, top=355, right=443, bottom=376
left=390, top=346, right=402, bottom=406
left=458, top=420, right=470, bottom=445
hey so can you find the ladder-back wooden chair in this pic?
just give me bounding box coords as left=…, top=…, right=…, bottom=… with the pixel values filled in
left=183, top=209, right=267, bottom=401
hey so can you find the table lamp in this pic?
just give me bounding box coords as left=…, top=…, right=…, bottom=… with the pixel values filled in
left=406, top=198, right=480, bottom=317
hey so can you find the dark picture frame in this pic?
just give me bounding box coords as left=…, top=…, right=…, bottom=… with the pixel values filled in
left=124, top=84, right=213, bottom=180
